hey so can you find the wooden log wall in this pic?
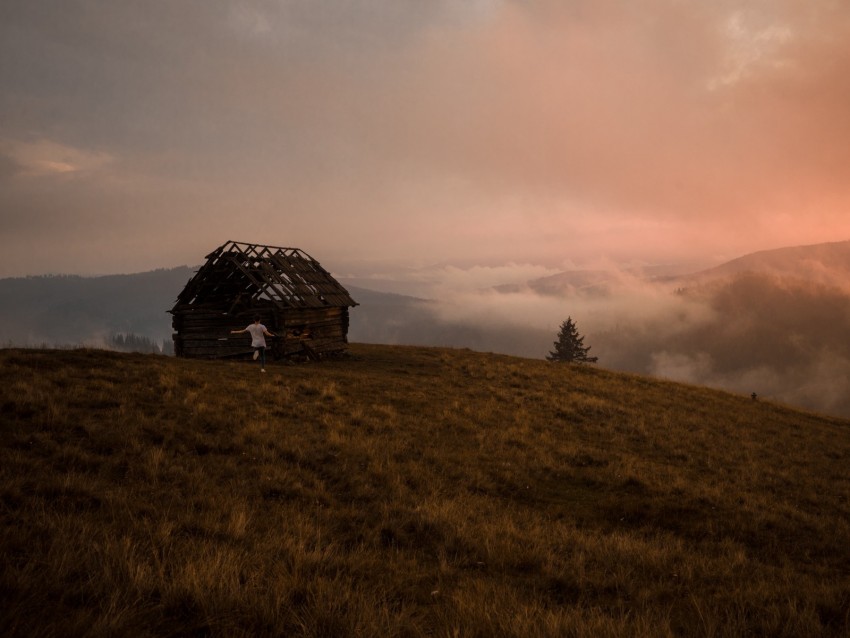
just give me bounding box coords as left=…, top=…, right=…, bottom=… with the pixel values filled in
left=172, top=304, right=350, bottom=361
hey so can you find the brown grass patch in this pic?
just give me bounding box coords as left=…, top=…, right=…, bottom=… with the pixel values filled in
left=1, top=344, right=849, bottom=636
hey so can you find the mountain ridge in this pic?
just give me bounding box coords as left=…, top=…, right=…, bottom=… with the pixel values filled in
left=496, top=239, right=850, bottom=296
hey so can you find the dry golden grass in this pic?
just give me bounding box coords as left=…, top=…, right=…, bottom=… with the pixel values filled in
left=1, top=344, right=849, bottom=637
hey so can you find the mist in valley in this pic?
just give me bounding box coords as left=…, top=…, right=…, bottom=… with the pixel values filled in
left=348, top=250, right=850, bottom=418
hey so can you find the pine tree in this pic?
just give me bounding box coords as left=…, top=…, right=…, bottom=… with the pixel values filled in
left=547, top=317, right=598, bottom=363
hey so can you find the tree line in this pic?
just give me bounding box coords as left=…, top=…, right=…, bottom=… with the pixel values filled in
left=110, top=333, right=174, bottom=355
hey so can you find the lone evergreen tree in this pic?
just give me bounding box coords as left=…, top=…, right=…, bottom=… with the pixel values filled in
left=547, top=317, right=598, bottom=363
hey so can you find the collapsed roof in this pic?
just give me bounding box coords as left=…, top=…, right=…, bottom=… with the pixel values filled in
left=172, top=241, right=357, bottom=313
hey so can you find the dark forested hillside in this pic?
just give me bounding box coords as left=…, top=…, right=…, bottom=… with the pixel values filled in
left=0, top=267, right=196, bottom=347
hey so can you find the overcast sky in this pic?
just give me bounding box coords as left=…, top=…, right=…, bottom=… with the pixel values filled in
left=2, top=0, right=850, bottom=279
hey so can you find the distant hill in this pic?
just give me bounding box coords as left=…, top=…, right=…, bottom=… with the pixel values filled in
left=494, top=269, right=618, bottom=296
left=683, top=239, right=850, bottom=283
left=344, top=285, right=433, bottom=344
left=494, top=263, right=699, bottom=297
left=2, top=344, right=848, bottom=636
left=607, top=241, right=850, bottom=418
left=0, top=267, right=196, bottom=347
left=496, top=240, right=850, bottom=296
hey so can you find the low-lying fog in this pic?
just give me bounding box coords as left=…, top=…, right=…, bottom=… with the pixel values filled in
left=346, top=254, right=850, bottom=418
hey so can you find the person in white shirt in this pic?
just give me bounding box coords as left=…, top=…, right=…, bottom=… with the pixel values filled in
left=230, top=315, right=276, bottom=371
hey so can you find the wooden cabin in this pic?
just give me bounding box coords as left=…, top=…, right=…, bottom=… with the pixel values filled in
left=170, top=241, right=357, bottom=361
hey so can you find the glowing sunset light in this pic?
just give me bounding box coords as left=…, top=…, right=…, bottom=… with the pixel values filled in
left=0, top=0, right=848, bottom=277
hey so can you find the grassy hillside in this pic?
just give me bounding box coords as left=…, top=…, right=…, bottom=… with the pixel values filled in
left=1, top=344, right=848, bottom=637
